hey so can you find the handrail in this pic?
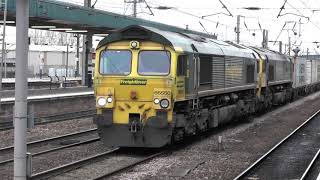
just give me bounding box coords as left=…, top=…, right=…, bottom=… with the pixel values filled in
left=48, top=75, right=53, bottom=90
left=62, top=76, right=67, bottom=88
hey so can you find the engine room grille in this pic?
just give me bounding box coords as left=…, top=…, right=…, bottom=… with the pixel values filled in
left=212, top=56, right=225, bottom=89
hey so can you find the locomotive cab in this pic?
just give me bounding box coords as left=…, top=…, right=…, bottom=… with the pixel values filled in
left=94, top=30, right=185, bottom=147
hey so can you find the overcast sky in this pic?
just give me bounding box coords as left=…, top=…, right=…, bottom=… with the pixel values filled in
left=5, top=0, right=320, bottom=55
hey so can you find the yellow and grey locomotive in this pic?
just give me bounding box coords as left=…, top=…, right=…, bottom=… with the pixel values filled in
left=94, top=25, right=320, bottom=148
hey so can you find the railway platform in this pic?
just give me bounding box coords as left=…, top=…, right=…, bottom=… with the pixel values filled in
left=0, top=87, right=95, bottom=127
left=1, top=77, right=82, bottom=90
left=1, top=86, right=92, bottom=99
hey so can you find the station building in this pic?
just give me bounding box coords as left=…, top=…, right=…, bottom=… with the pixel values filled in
left=3, top=45, right=97, bottom=78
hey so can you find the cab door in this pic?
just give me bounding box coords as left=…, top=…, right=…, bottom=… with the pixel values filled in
left=176, top=55, right=188, bottom=101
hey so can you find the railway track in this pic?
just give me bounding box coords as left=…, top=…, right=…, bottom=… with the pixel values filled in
left=92, top=151, right=167, bottom=180
left=29, top=148, right=120, bottom=179
left=300, top=148, right=320, bottom=180
left=234, top=109, right=320, bottom=180
left=0, top=121, right=12, bottom=130
left=28, top=148, right=167, bottom=180
left=0, top=109, right=95, bottom=131
left=28, top=119, right=244, bottom=179
left=0, top=137, right=100, bottom=165
left=23, top=120, right=229, bottom=180
left=0, top=128, right=98, bottom=165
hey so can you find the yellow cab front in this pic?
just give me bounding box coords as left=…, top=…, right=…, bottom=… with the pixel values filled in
left=94, top=40, right=176, bottom=147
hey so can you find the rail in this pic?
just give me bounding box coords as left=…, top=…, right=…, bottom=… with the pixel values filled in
left=233, top=109, right=320, bottom=180
left=93, top=151, right=167, bottom=180
left=300, top=148, right=320, bottom=180
left=48, top=75, right=53, bottom=89
left=0, top=128, right=97, bottom=152
left=29, top=148, right=120, bottom=179
left=0, top=137, right=100, bottom=165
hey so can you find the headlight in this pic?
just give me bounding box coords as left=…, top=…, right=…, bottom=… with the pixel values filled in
left=160, top=99, right=169, bottom=108
left=131, top=41, right=137, bottom=47
left=107, top=97, right=113, bottom=103
left=154, top=98, right=160, bottom=104
left=97, top=97, right=107, bottom=106
left=130, top=41, right=139, bottom=49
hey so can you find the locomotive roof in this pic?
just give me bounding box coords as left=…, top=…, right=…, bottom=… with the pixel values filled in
left=249, top=47, right=290, bottom=62
left=97, top=25, right=255, bottom=58
left=97, top=25, right=286, bottom=60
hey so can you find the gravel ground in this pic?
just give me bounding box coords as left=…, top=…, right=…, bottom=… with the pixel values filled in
left=49, top=154, right=141, bottom=180
left=31, top=141, right=108, bottom=174
left=47, top=148, right=160, bottom=180
left=0, top=131, right=98, bottom=163
left=0, top=117, right=96, bottom=148
left=2, top=92, right=320, bottom=180
left=0, top=116, right=100, bottom=179
left=0, top=140, right=109, bottom=179
left=111, top=91, right=320, bottom=180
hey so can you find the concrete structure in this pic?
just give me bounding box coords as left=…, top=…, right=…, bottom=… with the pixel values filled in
left=0, top=89, right=94, bottom=123
left=3, top=0, right=216, bottom=86
left=301, top=55, right=320, bottom=60
left=5, top=45, right=87, bottom=78
left=14, top=0, right=28, bottom=179
left=4, top=0, right=215, bottom=38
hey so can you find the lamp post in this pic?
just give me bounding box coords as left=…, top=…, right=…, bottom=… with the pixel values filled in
left=82, top=0, right=92, bottom=86
left=236, top=15, right=245, bottom=44
left=75, top=34, right=79, bottom=77
left=65, top=44, right=69, bottom=77
left=292, top=46, right=300, bottom=88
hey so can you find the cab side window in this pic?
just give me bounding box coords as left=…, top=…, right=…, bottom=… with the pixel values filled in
left=177, top=55, right=188, bottom=76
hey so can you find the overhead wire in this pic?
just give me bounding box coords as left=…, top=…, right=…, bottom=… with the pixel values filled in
left=287, top=2, right=320, bottom=48
left=297, top=0, right=311, bottom=10
left=199, top=21, right=209, bottom=34
left=273, top=0, right=320, bottom=50
left=218, top=0, right=233, bottom=17
left=123, top=0, right=130, bottom=15
left=143, top=0, right=154, bottom=16
left=147, top=1, right=234, bottom=28
left=201, top=0, right=233, bottom=18
left=91, top=0, right=98, bottom=8
left=277, top=0, right=288, bottom=18
left=48, top=0, right=320, bottom=50
left=286, top=1, right=320, bottom=31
